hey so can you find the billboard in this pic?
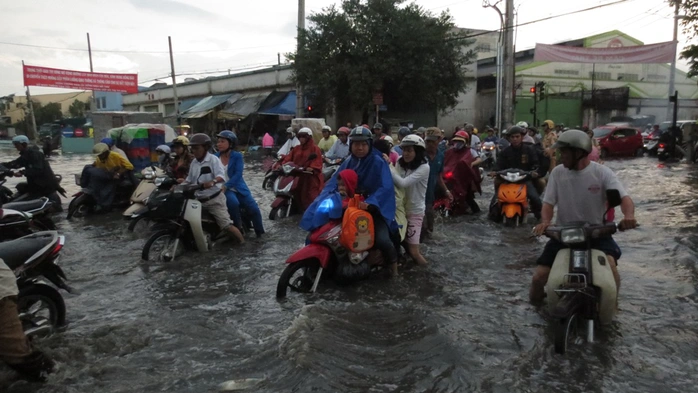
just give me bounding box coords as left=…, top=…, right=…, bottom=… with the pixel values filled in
left=23, top=64, right=138, bottom=93
left=533, top=41, right=677, bottom=64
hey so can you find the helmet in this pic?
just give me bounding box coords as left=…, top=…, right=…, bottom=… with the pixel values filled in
left=173, top=136, right=190, bottom=146
left=189, top=133, right=212, bottom=148
left=472, top=128, right=479, bottom=135
left=553, top=129, right=592, bottom=153
left=416, top=127, right=426, bottom=135
left=452, top=130, right=469, bottom=143
left=349, top=126, right=372, bottom=142
left=372, top=122, right=383, bottom=130
left=337, top=126, right=350, bottom=135
left=322, top=125, right=332, bottom=132
left=400, top=134, right=426, bottom=149
left=100, top=137, right=114, bottom=147
left=381, top=135, right=394, bottom=146
left=523, top=135, right=535, bottom=144
left=543, top=120, right=555, bottom=129
left=216, top=130, right=237, bottom=147
left=11, top=135, right=29, bottom=145
left=398, top=126, right=412, bottom=137
left=516, top=121, right=529, bottom=128
left=507, top=126, right=525, bottom=136
left=93, top=143, right=110, bottom=155
left=156, top=144, right=171, bottom=154
left=297, top=127, right=313, bottom=137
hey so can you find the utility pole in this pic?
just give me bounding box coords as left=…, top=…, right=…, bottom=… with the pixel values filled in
left=667, top=0, right=680, bottom=121
left=295, top=0, right=305, bottom=119
left=168, top=36, right=180, bottom=124
left=21, top=60, right=38, bottom=141
left=502, top=0, right=515, bottom=129
left=86, top=33, right=98, bottom=116
left=482, top=1, right=505, bottom=135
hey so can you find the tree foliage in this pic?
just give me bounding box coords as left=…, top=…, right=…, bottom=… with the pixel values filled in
left=68, top=99, right=87, bottom=117
left=33, top=101, right=63, bottom=125
left=288, top=0, right=476, bottom=115
left=672, top=0, right=698, bottom=77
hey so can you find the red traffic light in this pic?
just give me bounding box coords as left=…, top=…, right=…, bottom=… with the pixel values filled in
left=530, top=87, right=536, bottom=93
left=307, top=105, right=313, bottom=111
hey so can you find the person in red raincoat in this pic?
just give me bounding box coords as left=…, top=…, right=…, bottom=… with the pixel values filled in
left=443, top=130, right=482, bottom=214
left=282, top=127, right=324, bottom=211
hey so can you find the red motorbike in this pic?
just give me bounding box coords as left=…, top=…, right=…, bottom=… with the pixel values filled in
left=276, top=219, right=384, bottom=298
left=269, top=154, right=318, bottom=220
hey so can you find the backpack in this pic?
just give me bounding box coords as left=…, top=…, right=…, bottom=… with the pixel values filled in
left=339, top=195, right=374, bottom=252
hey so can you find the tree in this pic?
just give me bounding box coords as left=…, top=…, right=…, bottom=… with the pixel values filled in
left=68, top=99, right=87, bottom=117
left=288, top=0, right=475, bottom=116
left=33, top=101, right=63, bottom=126
left=672, top=0, right=698, bottom=77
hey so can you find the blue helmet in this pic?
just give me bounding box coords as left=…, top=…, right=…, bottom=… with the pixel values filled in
left=216, top=130, right=237, bottom=148
left=349, top=126, right=372, bottom=142
left=100, top=137, right=114, bottom=147
left=12, top=135, right=29, bottom=144
left=398, top=126, right=412, bottom=138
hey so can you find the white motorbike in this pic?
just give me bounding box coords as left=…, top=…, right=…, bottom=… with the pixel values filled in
left=544, top=190, right=627, bottom=354
left=481, top=141, right=497, bottom=169
left=123, top=166, right=165, bottom=217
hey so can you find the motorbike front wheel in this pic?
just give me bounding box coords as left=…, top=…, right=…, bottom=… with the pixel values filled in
left=554, top=313, right=580, bottom=354
left=276, top=259, right=321, bottom=299
left=67, top=194, right=91, bottom=219
left=17, top=284, right=66, bottom=337
left=142, top=229, right=185, bottom=262
left=128, top=215, right=152, bottom=233
left=269, top=205, right=289, bottom=221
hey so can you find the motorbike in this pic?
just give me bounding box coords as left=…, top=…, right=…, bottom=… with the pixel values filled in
left=0, top=231, right=74, bottom=337
left=657, top=141, right=684, bottom=162
left=481, top=141, right=497, bottom=169
left=67, top=169, right=137, bottom=219
left=276, top=219, right=386, bottom=298
left=321, top=162, right=340, bottom=182
left=123, top=167, right=177, bottom=233
left=141, top=174, right=227, bottom=262
left=544, top=190, right=625, bottom=354
left=496, top=169, right=533, bottom=227
left=0, top=164, right=65, bottom=209
left=0, top=199, right=57, bottom=241
left=262, top=155, right=284, bottom=190
left=269, top=154, right=318, bottom=220
left=644, top=136, right=660, bottom=156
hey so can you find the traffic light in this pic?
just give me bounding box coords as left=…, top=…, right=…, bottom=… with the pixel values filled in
left=529, top=86, right=536, bottom=94
left=536, top=81, right=546, bottom=101
left=307, top=105, right=313, bottom=112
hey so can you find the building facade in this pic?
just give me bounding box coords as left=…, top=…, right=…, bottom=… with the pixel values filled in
left=3, top=91, right=93, bottom=124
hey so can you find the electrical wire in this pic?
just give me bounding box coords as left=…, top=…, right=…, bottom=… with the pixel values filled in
left=0, top=40, right=295, bottom=55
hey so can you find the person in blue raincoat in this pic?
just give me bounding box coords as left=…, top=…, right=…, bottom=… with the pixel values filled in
left=301, top=126, right=399, bottom=275
left=215, top=131, right=265, bottom=237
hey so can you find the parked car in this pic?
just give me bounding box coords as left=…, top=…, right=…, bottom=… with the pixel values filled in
left=592, top=126, right=644, bottom=158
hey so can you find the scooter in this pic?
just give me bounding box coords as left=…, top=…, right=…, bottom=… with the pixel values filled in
left=0, top=199, right=57, bottom=241
left=0, top=164, right=65, bottom=209
left=644, top=136, right=660, bottom=156
left=276, top=219, right=385, bottom=298
left=496, top=169, right=533, bottom=227
left=141, top=175, right=226, bottom=262
left=67, top=168, right=137, bottom=219
left=269, top=154, right=318, bottom=220
left=123, top=166, right=166, bottom=217
left=481, top=141, right=497, bottom=169
left=0, top=231, right=75, bottom=337
left=262, top=155, right=284, bottom=190
left=321, top=162, right=340, bottom=182
left=544, top=190, right=627, bottom=354
left=125, top=175, right=177, bottom=233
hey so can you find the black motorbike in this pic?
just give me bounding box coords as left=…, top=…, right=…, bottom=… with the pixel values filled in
left=67, top=168, right=137, bottom=219
left=0, top=164, right=65, bottom=209
left=0, top=198, right=57, bottom=241
left=0, top=231, right=74, bottom=337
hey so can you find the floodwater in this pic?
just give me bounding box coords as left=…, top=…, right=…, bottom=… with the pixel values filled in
left=1, top=148, right=697, bottom=393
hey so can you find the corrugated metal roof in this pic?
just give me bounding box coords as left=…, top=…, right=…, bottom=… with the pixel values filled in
left=219, top=92, right=271, bottom=118
left=181, top=93, right=237, bottom=117
left=167, top=97, right=204, bottom=117
left=182, top=109, right=213, bottom=119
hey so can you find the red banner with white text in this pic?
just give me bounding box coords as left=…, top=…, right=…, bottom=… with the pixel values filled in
left=533, top=41, right=677, bottom=64
left=23, top=64, right=138, bottom=93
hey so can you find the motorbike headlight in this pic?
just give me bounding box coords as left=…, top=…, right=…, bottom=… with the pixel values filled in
left=282, top=164, right=294, bottom=175
left=561, top=228, right=586, bottom=244
left=143, top=168, right=156, bottom=180
left=154, top=177, right=165, bottom=187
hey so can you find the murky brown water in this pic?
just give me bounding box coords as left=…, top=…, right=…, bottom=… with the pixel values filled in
left=1, top=147, right=697, bottom=393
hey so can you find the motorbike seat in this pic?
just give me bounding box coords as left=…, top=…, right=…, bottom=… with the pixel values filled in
left=0, top=234, right=54, bottom=269
left=2, top=197, right=50, bottom=213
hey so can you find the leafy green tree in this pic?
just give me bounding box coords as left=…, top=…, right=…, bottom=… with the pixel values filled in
left=672, top=0, right=698, bottom=77
left=33, top=101, right=63, bottom=126
left=288, top=0, right=475, bottom=116
left=68, top=99, right=87, bottom=117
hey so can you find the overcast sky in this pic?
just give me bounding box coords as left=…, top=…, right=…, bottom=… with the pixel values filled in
left=0, top=0, right=690, bottom=97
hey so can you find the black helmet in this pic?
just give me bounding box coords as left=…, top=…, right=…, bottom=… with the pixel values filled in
left=398, top=126, right=412, bottom=137
left=189, top=133, right=212, bottom=148
left=507, top=126, right=525, bottom=136
left=349, top=126, right=373, bottom=142
left=372, top=122, right=383, bottom=130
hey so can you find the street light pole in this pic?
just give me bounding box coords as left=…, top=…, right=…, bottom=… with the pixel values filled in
left=483, top=1, right=504, bottom=135
left=667, top=0, right=680, bottom=121
left=502, top=0, right=515, bottom=129
left=295, top=0, right=305, bottom=119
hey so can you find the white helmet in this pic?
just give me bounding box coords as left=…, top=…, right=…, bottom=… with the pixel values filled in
left=322, top=125, right=332, bottom=132
left=156, top=144, right=171, bottom=154
left=400, top=134, right=426, bottom=149
left=516, top=121, right=529, bottom=128
left=297, top=127, right=313, bottom=137
left=381, top=135, right=394, bottom=146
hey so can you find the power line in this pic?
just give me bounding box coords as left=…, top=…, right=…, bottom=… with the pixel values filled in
left=0, top=40, right=295, bottom=54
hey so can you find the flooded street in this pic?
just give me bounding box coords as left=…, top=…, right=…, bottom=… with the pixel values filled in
left=1, top=148, right=697, bottom=393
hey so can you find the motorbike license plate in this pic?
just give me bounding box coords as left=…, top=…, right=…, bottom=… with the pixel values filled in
left=658, top=147, right=664, bottom=152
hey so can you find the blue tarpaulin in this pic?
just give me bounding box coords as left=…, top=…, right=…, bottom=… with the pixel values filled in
left=257, top=91, right=296, bottom=116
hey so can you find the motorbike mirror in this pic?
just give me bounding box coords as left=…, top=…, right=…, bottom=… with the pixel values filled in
left=606, top=189, right=622, bottom=208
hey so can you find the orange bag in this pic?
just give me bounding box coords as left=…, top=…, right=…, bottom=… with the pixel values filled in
left=339, top=195, right=374, bottom=252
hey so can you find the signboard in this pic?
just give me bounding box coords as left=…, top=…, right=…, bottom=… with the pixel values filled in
left=23, top=64, right=138, bottom=93
left=533, top=41, right=676, bottom=64
left=372, top=92, right=383, bottom=106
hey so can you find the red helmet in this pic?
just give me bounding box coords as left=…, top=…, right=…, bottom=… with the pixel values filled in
left=452, top=130, right=469, bottom=143
left=337, top=126, right=350, bottom=135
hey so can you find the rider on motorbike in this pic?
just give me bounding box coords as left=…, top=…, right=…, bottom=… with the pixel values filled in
left=155, top=144, right=172, bottom=170
left=393, top=126, right=412, bottom=156
left=530, top=130, right=637, bottom=303
left=301, top=126, right=399, bottom=275
left=100, top=137, right=128, bottom=160
left=215, top=131, right=265, bottom=237
left=281, top=127, right=325, bottom=211
left=170, top=136, right=193, bottom=181
left=277, top=127, right=300, bottom=158
left=444, top=130, right=482, bottom=214
left=1, top=135, right=65, bottom=208
left=492, top=126, right=544, bottom=219
left=79, top=142, right=135, bottom=212
left=324, top=126, right=350, bottom=165
left=183, top=134, right=245, bottom=244
left=318, top=126, right=337, bottom=154
left=0, top=259, right=55, bottom=381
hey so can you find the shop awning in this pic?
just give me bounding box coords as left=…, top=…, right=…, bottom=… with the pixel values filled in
left=181, top=93, right=236, bottom=118
left=257, top=91, right=296, bottom=116
left=167, top=97, right=203, bottom=117
left=219, top=91, right=271, bottom=119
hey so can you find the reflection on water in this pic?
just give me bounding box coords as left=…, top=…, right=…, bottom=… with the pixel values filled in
left=0, top=151, right=696, bottom=393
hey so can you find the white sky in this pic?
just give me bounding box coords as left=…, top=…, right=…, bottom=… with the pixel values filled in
left=0, top=0, right=690, bottom=97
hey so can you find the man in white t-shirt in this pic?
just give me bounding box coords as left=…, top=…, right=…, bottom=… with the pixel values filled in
left=530, top=130, right=637, bottom=304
